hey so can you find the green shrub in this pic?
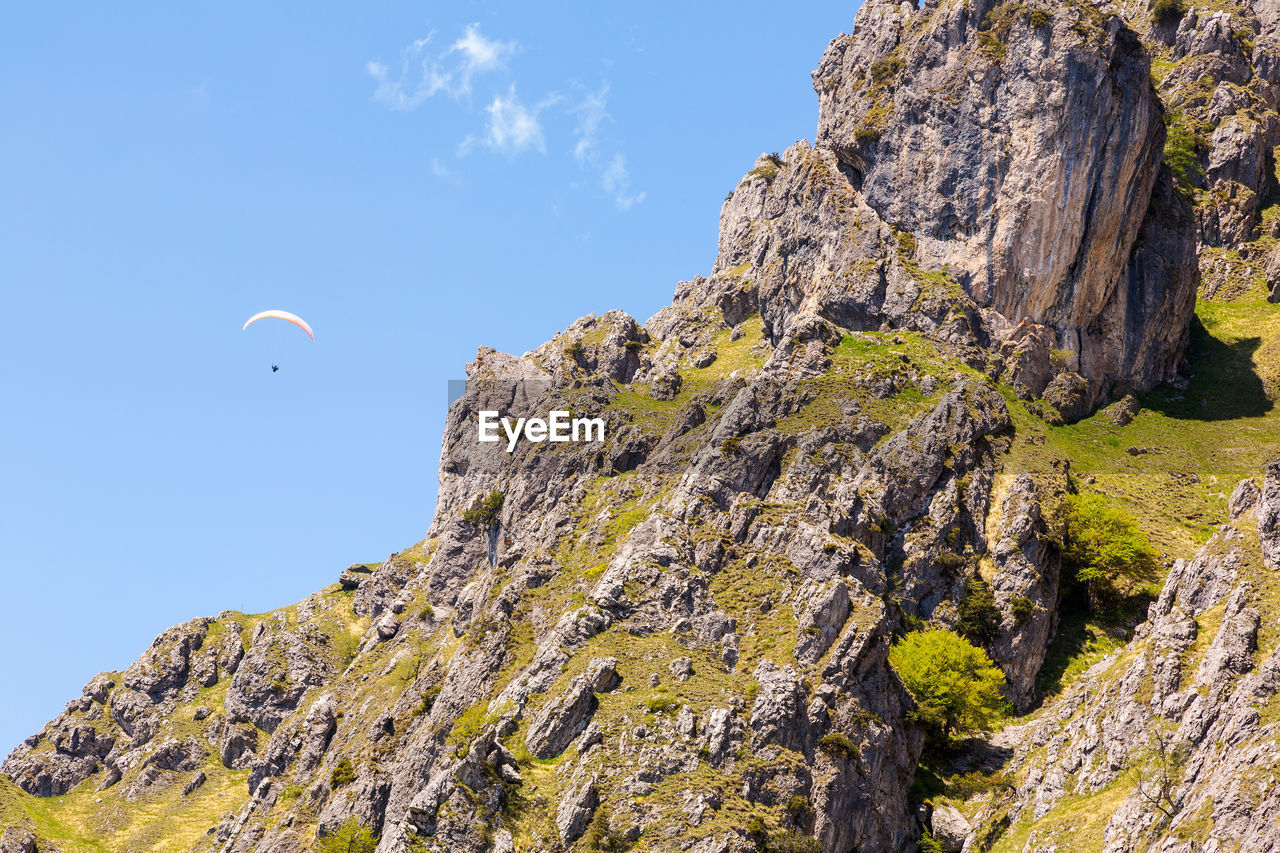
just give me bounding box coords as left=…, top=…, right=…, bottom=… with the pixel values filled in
left=565, top=340, right=585, bottom=361
left=461, top=491, right=505, bottom=528
left=1063, top=493, right=1161, bottom=606
left=646, top=696, right=682, bottom=715
left=581, top=803, right=633, bottom=852
left=1164, top=112, right=1204, bottom=192
left=316, top=818, right=377, bottom=853
left=625, top=339, right=644, bottom=353
left=817, top=731, right=859, bottom=761
left=1029, top=9, right=1052, bottom=28
left=418, top=602, right=435, bottom=620
left=330, top=758, right=357, bottom=789
left=936, top=551, right=967, bottom=571
left=889, top=629, right=1007, bottom=740
left=416, top=684, right=442, bottom=716
left=870, top=52, right=903, bottom=84
left=767, top=832, right=822, bottom=853
left=745, top=816, right=768, bottom=844
left=1010, top=595, right=1035, bottom=626
left=447, top=702, right=488, bottom=756
left=1152, top=0, right=1186, bottom=25
left=956, top=575, right=1001, bottom=645
left=919, top=830, right=945, bottom=853
left=784, top=794, right=814, bottom=819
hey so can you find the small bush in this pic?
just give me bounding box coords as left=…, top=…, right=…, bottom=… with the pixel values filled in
left=784, top=794, right=814, bottom=819
left=416, top=684, right=442, bottom=716
left=721, top=437, right=742, bottom=455
left=817, top=731, right=859, bottom=761
left=646, top=696, right=682, bottom=715
left=745, top=816, right=768, bottom=843
left=461, top=491, right=505, bottom=528
left=936, top=551, right=967, bottom=571
left=419, top=602, right=435, bottom=620
left=1152, top=0, right=1186, bottom=25
left=946, top=770, right=1014, bottom=799
left=1010, top=595, right=1035, bottom=625
left=956, top=575, right=1001, bottom=645
left=767, top=832, right=822, bottom=853
left=625, top=339, right=644, bottom=353
left=1029, top=9, right=1052, bottom=28
left=565, top=340, right=585, bottom=361
left=870, top=52, right=903, bottom=84
left=330, top=758, right=357, bottom=789
left=1164, top=112, right=1204, bottom=191
left=581, top=803, right=633, bottom=852
left=317, top=818, right=377, bottom=853
left=853, top=126, right=881, bottom=145
left=447, top=702, right=489, bottom=756
left=919, top=830, right=945, bottom=853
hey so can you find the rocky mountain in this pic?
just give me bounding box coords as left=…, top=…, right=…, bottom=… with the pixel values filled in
left=5, top=1, right=1280, bottom=851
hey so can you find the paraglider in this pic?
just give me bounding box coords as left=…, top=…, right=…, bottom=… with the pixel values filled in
left=242, top=310, right=315, bottom=340
left=243, top=310, right=313, bottom=373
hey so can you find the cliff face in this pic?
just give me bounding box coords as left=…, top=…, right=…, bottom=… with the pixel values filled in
left=811, top=0, right=1198, bottom=403
left=6, top=2, right=1280, bottom=853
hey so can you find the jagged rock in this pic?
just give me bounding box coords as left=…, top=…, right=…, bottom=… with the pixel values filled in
left=988, top=470, right=1066, bottom=710
left=748, top=661, right=807, bottom=754
left=556, top=778, right=599, bottom=845
left=1043, top=372, right=1091, bottom=424
left=930, top=803, right=971, bottom=852
left=182, top=769, right=207, bottom=796
left=1105, top=393, right=1141, bottom=426
left=812, top=0, right=1195, bottom=401
left=525, top=675, right=599, bottom=759
left=585, top=656, right=620, bottom=692
left=1258, top=461, right=1280, bottom=570
left=1229, top=477, right=1261, bottom=519
left=669, top=657, right=694, bottom=681
left=0, top=828, right=37, bottom=853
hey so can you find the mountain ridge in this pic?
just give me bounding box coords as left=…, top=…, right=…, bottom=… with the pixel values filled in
left=7, top=1, right=1280, bottom=851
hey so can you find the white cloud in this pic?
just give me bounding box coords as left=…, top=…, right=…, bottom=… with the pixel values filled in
left=367, top=25, right=514, bottom=110
left=569, top=86, right=645, bottom=211
left=571, top=84, right=610, bottom=163
left=431, top=157, right=462, bottom=185
left=482, top=86, right=554, bottom=156
left=601, top=154, right=646, bottom=211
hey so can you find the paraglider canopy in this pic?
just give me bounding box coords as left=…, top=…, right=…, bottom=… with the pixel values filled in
left=243, top=310, right=315, bottom=341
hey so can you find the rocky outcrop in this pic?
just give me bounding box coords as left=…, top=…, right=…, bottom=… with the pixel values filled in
left=809, top=0, right=1197, bottom=403
left=974, top=469, right=1280, bottom=852
left=987, top=469, right=1068, bottom=710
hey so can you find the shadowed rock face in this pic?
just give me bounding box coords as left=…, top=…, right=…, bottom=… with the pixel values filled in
left=811, top=0, right=1197, bottom=402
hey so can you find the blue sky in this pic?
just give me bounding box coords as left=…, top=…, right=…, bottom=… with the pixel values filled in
left=0, top=1, right=860, bottom=754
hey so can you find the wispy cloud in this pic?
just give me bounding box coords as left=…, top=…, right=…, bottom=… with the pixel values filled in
left=431, top=157, right=463, bottom=185
left=601, top=154, right=646, bottom=211
left=571, top=84, right=609, bottom=163
left=570, top=85, right=645, bottom=211
left=369, top=31, right=643, bottom=209
left=481, top=86, right=556, bottom=156
left=367, top=25, right=515, bottom=110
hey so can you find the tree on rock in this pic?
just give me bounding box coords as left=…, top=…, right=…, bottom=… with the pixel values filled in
left=1063, top=493, right=1161, bottom=608
left=888, top=628, right=1007, bottom=742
